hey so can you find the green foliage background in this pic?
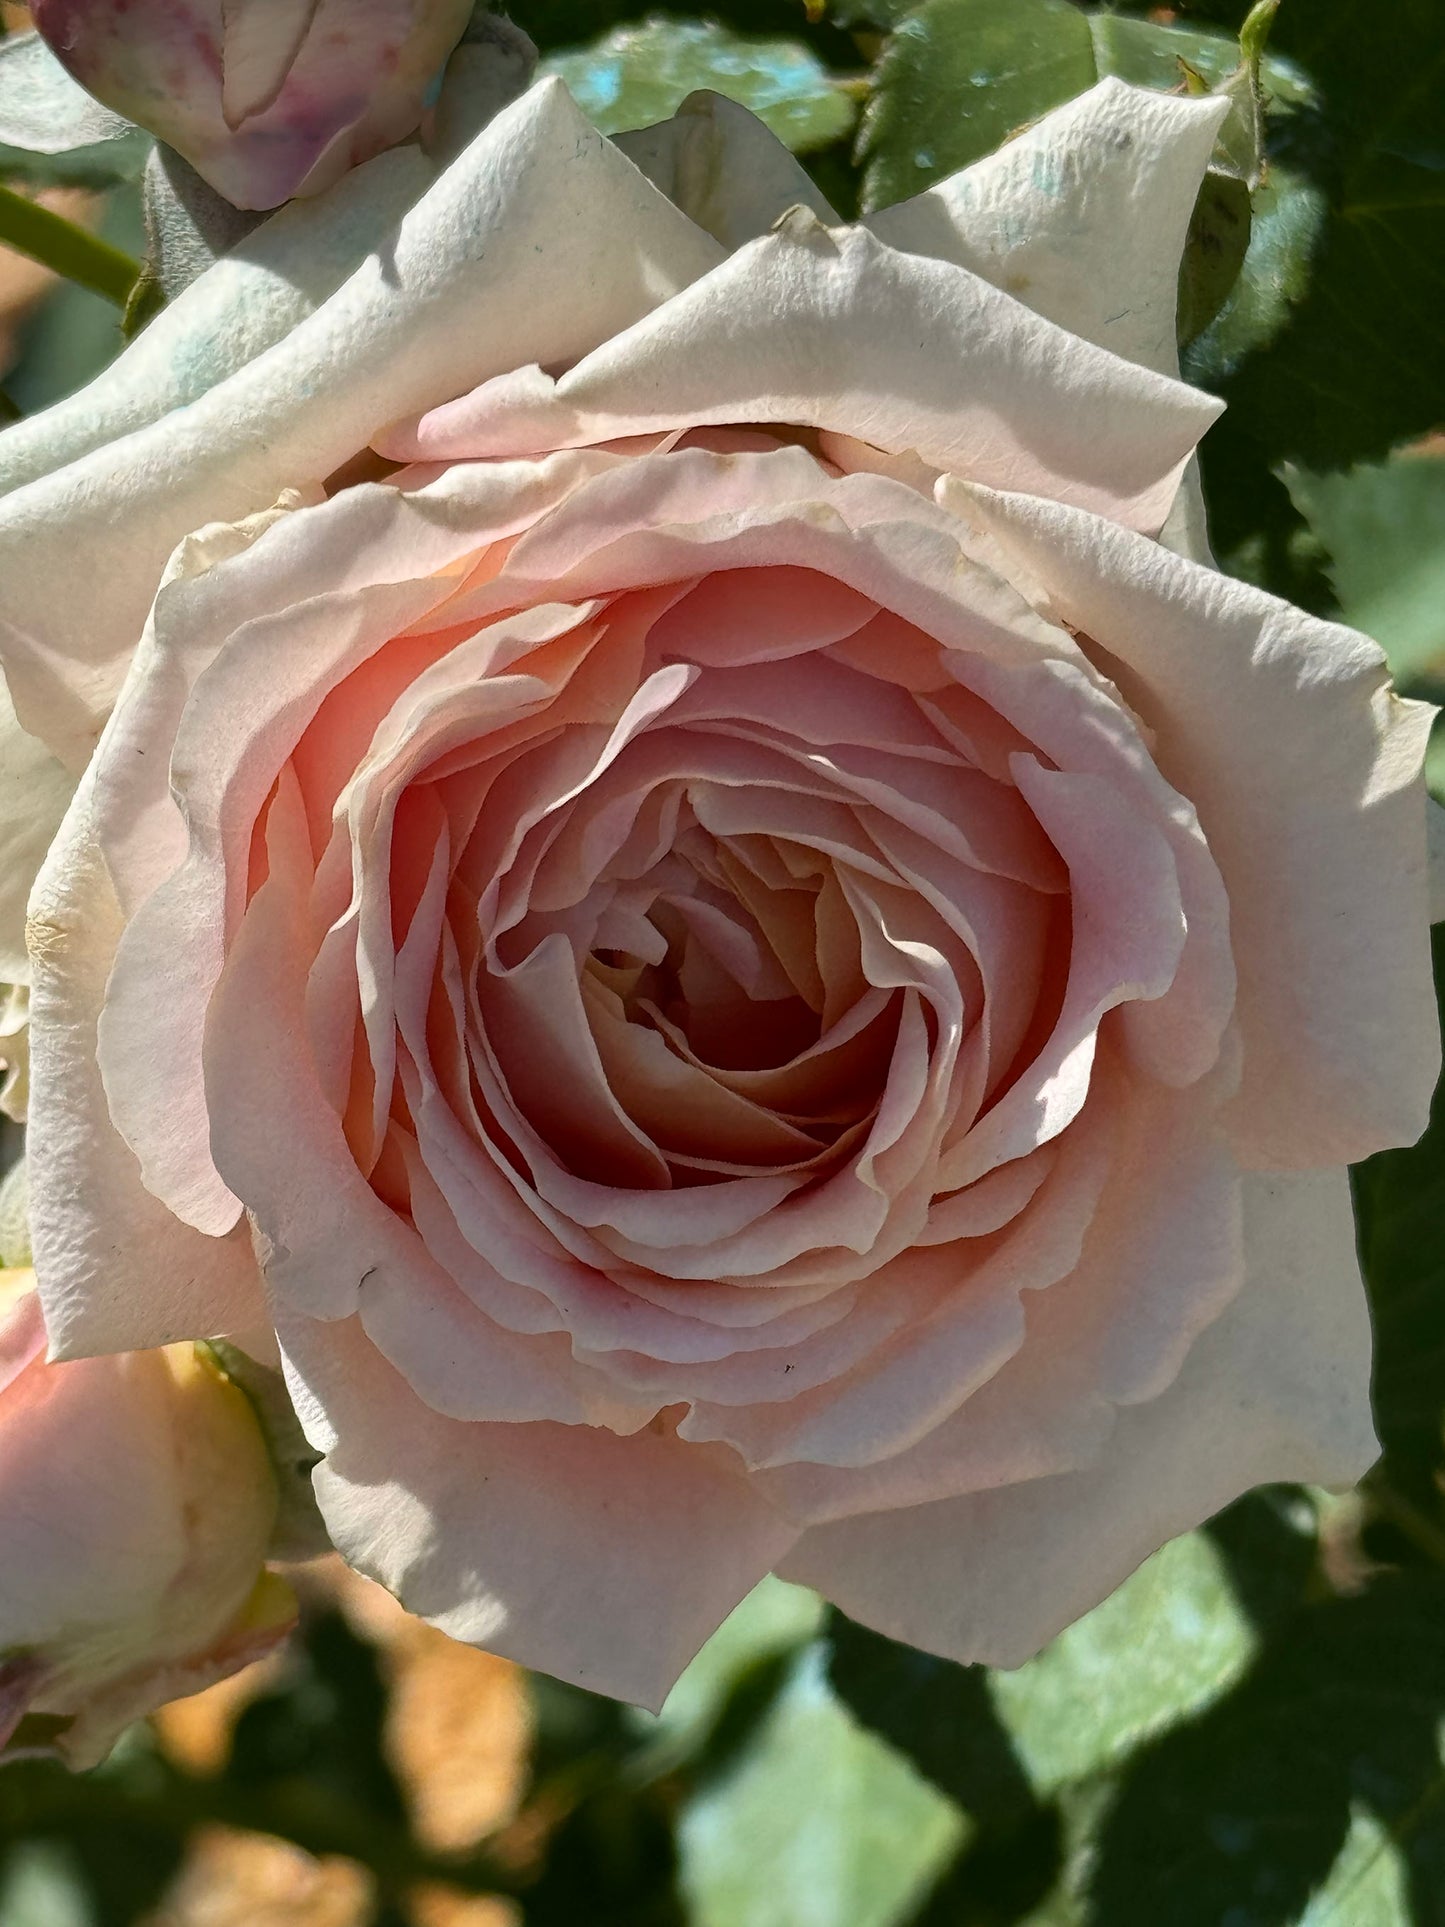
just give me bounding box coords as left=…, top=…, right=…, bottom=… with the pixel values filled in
left=1, top=0, right=1444, bottom=1921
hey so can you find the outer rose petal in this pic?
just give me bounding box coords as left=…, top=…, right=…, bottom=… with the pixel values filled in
left=26, top=784, right=266, bottom=1357
left=380, top=218, right=1221, bottom=535
left=0, top=81, right=723, bottom=765
left=945, top=480, right=1439, bottom=1164
left=282, top=1309, right=797, bottom=1709
left=867, top=79, right=1227, bottom=378
left=779, top=1168, right=1376, bottom=1663
left=0, top=680, right=74, bottom=982
left=0, top=148, right=430, bottom=502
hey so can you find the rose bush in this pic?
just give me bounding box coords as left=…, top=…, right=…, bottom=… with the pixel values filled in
left=30, top=0, right=476, bottom=209
left=0, top=1264, right=294, bottom=1766
left=2, top=79, right=1436, bottom=1706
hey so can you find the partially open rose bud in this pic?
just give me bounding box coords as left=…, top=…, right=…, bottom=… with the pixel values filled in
left=0, top=1270, right=295, bottom=1767
left=29, top=0, right=476, bottom=209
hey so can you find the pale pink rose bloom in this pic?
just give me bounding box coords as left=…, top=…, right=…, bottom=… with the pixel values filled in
left=2, top=83, right=1437, bottom=1706
left=30, top=0, right=475, bottom=208
left=0, top=1270, right=294, bottom=1766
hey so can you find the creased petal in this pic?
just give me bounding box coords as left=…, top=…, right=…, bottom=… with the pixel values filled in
left=380, top=219, right=1220, bottom=534
left=946, top=478, right=1439, bottom=1163
left=0, top=80, right=722, bottom=764
left=868, top=78, right=1227, bottom=377
left=780, top=1166, right=1375, bottom=1661
left=285, top=1308, right=796, bottom=1708
left=26, top=779, right=265, bottom=1358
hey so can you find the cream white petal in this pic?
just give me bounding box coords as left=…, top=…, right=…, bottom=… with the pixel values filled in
left=867, top=78, right=1227, bottom=378
left=378, top=225, right=1222, bottom=535
left=0, top=80, right=723, bottom=765
left=0, top=147, right=430, bottom=505
left=25, top=777, right=266, bottom=1358
left=0, top=678, right=74, bottom=984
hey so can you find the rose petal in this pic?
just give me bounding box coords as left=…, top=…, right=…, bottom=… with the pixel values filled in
left=948, top=479, right=1439, bottom=1162
left=867, top=79, right=1227, bottom=377
left=285, top=1308, right=797, bottom=1708
left=0, top=81, right=722, bottom=762
left=382, top=219, right=1220, bottom=535
left=27, top=783, right=266, bottom=1358
left=778, top=1166, right=1372, bottom=1657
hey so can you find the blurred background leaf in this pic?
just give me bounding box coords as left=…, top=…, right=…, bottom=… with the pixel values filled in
left=1284, top=454, right=1445, bottom=689
left=539, top=17, right=857, bottom=152
left=679, top=1642, right=962, bottom=1927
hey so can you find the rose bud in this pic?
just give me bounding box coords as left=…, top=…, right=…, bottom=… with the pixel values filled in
left=0, top=1269, right=295, bottom=1767
left=29, top=0, right=476, bottom=209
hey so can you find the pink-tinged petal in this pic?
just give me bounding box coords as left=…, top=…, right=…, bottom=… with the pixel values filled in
left=382, top=220, right=1220, bottom=534
left=98, top=573, right=446, bottom=1236
left=26, top=786, right=266, bottom=1360
left=40, top=1576, right=294, bottom=1770
left=0, top=1332, right=293, bottom=1769
left=684, top=1085, right=1117, bottom=1476
left=0, top=81, right=723, bottom=764
left=34, top=0, right=475, bottom=209
left=92, top=467, right=611, bottom=1234
left=357, top=1249, right=653, bottom=1434
left=0, top=1344, right=187, bottom=1648
left=0, top=1280, right=48, bottom=1394
left=205, top=772, right=410, bottom=1323
left=756, top=1055, right=1241, bottom=1524
left=948, top=479, right=1439, bottom=1163
left=939, top=760, right=1185, bottom=1192
left=946, top=651, right=1236, bottom=1094
left=779, top=1166, right=1364, bottom=1657
left=868, top=79, right=1226, bottom=377
left=284, top=1310, right=797, bottom=1708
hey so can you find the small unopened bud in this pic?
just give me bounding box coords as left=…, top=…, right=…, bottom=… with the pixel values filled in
left=31, top=0, right=476, bottom=210
left=0, top=1271, right=296, bottom=1767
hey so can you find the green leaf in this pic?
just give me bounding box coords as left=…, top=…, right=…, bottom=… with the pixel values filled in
left=0, top=1844, right=92, bottom=1927
left=989, top=1528, right=1264, bottom=1797
left=649, top=1575, right=824, bottom=1756
left=1298, top=1808, right=1412, bottom=1927
left=830, top=1525, right=1270, bottom=1824
left=1213, top=0, right=1445, bottom=468
left=1182, top=159, right=1328, bottom=382
left=827, top=1617, right=1039, bottom=1829
left=1353, top=925, right=1445, bottom=1533
left=1282, top=455, right=1445, bottom=687
left=540, top=17, right=857, bottom=152
left=1085, top=1575, right=1445, bottom=1925
left=678, top=1642, right=963, bottom=1927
